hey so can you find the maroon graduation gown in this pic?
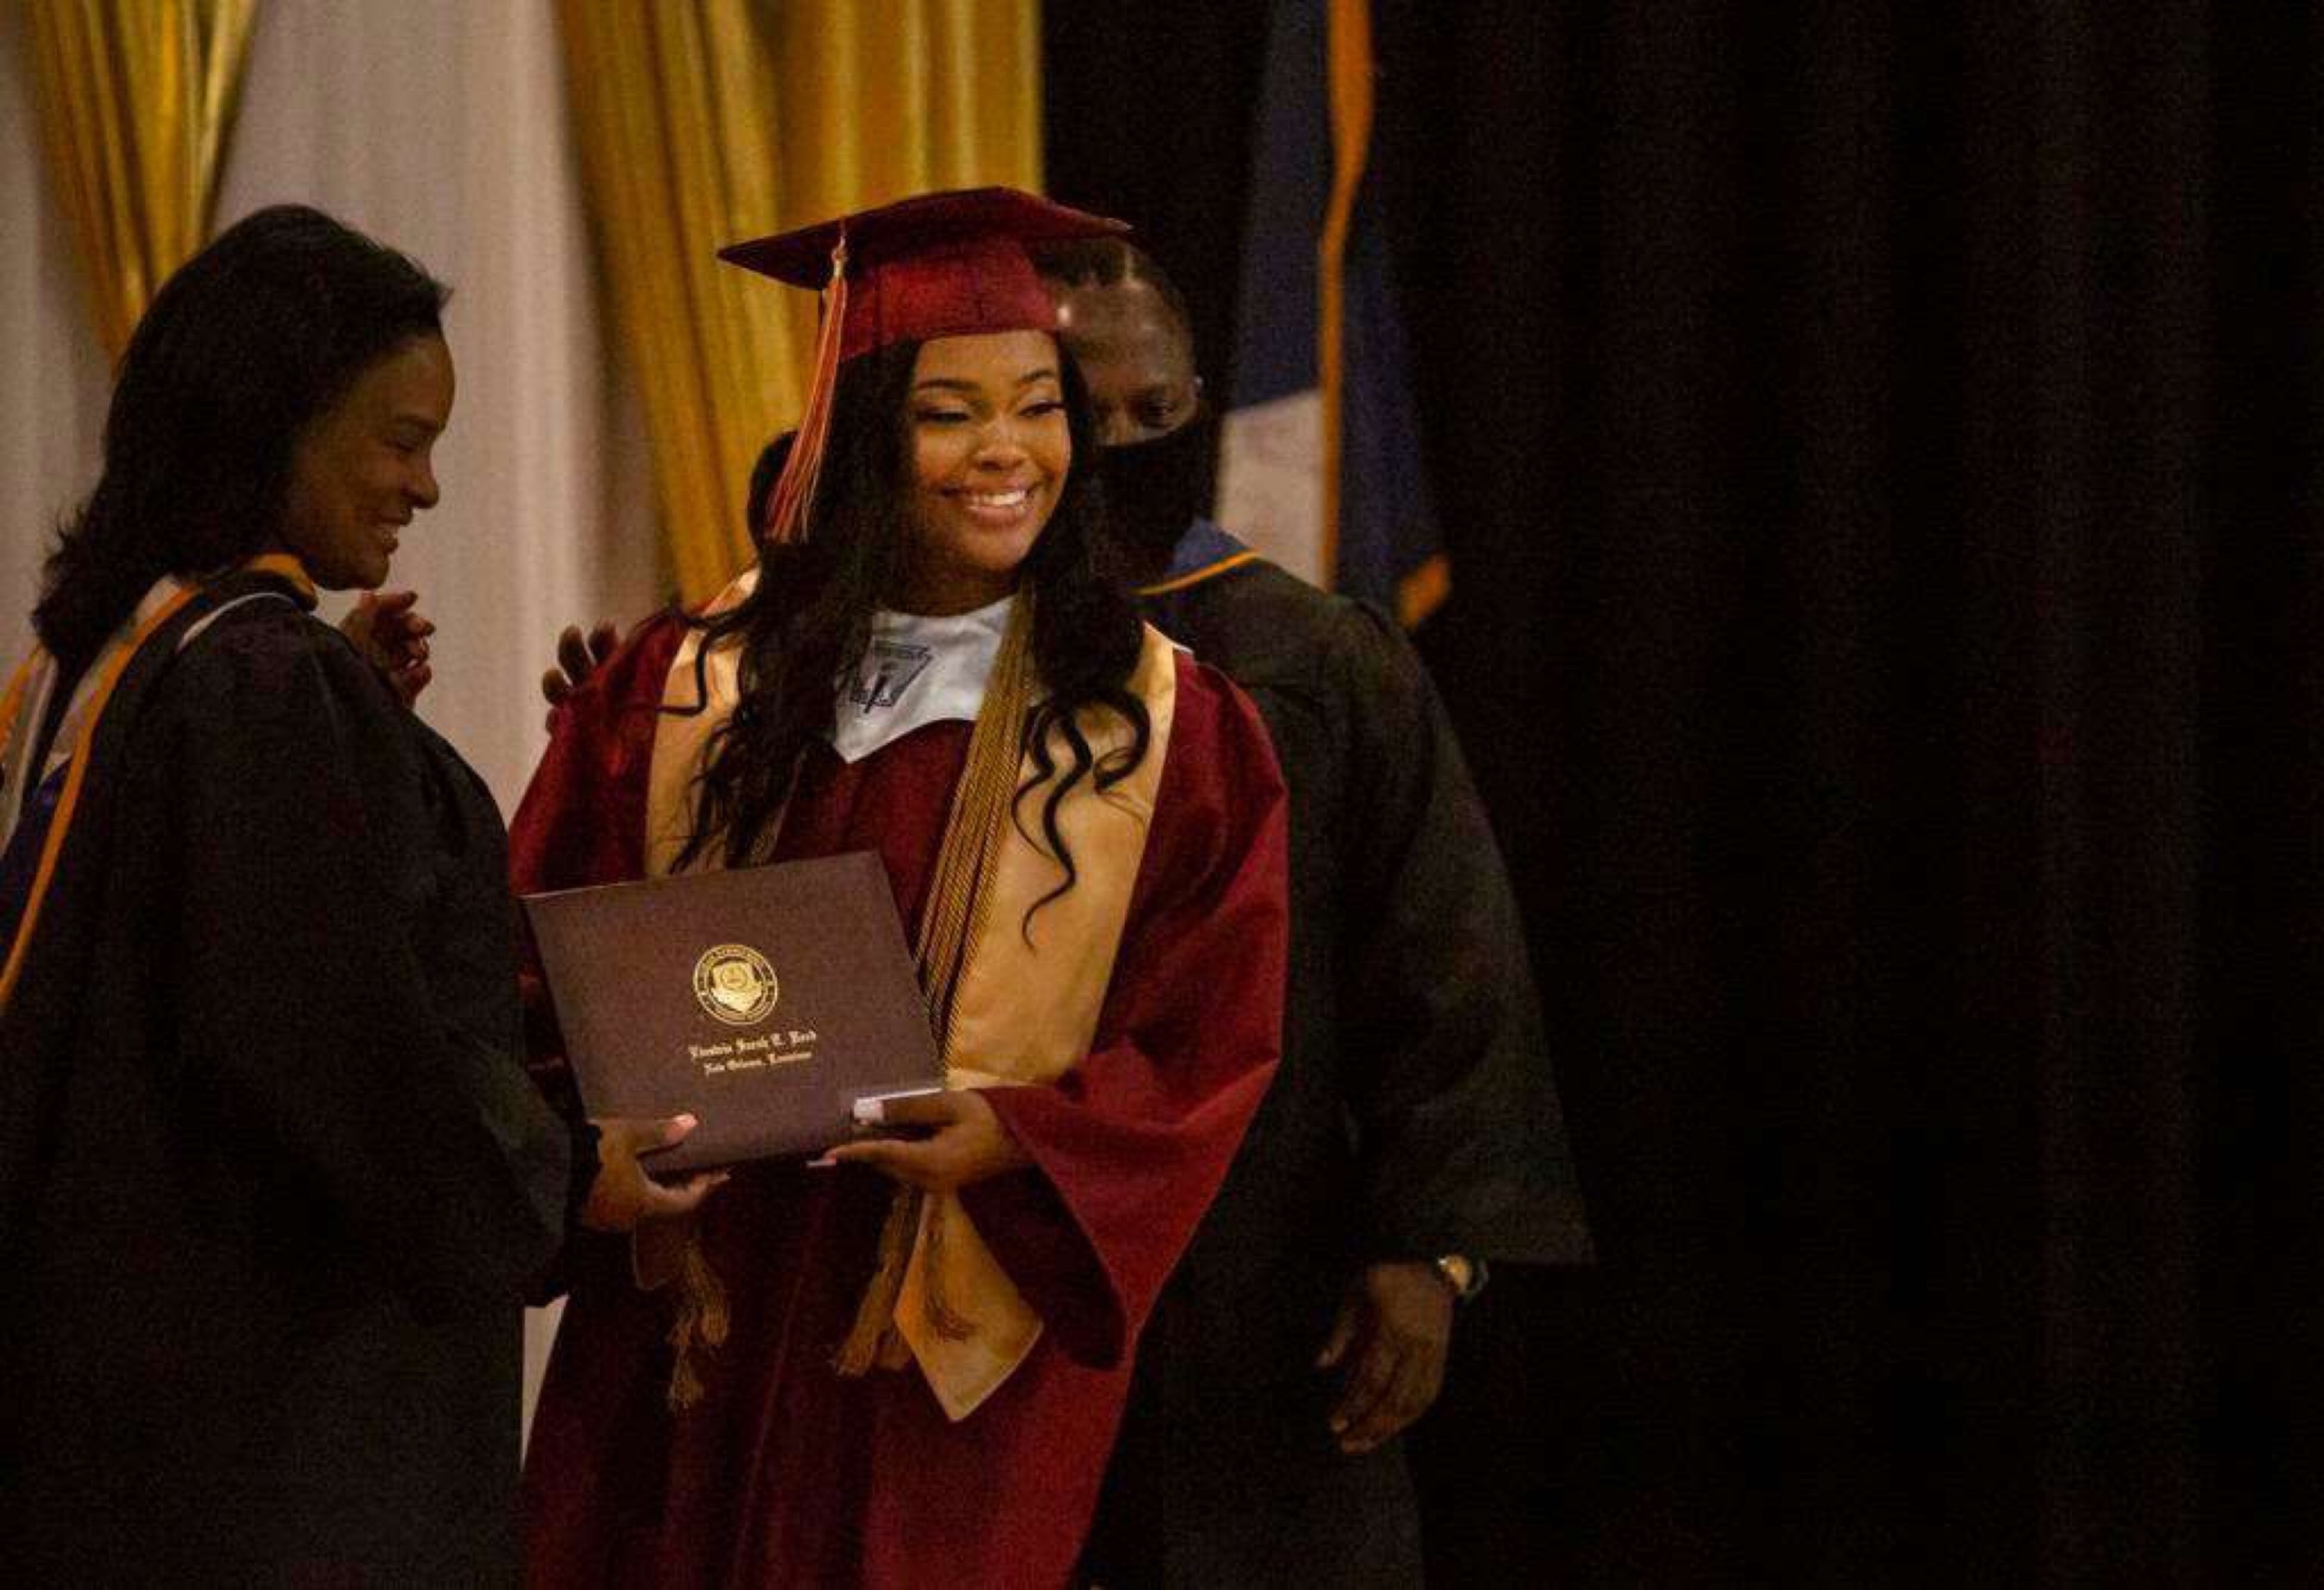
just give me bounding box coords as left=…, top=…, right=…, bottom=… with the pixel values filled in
left=511, top=613, right=1288, bottom=1588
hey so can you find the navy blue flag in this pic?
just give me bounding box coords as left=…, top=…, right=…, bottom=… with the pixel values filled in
left=1216, top=0, right=1447, bottom=627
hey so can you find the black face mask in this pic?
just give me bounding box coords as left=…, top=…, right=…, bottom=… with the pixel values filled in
left=1096, top=403, right=1221, bottom=569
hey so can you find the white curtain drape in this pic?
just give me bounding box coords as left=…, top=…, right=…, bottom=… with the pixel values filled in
left=215, top=0, right=658, bottom=810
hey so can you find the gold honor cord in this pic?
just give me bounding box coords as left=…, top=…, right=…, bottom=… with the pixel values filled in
left=833, top=594, right=1038, bottom=1376
left=662, top=596, right=1039, bottom=1407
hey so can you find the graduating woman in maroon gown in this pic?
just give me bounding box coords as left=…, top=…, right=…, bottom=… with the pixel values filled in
left=512, top=190, right=1289, bottom=1588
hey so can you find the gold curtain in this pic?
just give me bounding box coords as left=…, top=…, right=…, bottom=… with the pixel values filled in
left=556, top=0, right=1043, bottom=603
left=19, top=0, right=259, bottom=361
left=763, top=0, right=1042, bottom=225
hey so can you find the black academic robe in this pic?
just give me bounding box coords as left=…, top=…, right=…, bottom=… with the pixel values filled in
left=1085, top=526, right=1592, bottom=1587
left=0, top=570, right=570, bottom=1585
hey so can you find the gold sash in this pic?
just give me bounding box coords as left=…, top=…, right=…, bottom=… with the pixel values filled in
left=645, top=576, right=1178, bottom=1419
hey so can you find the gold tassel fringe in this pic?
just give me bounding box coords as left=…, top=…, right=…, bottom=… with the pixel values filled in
left=832, top=1184, right=922, bottom=1375
left=665, top=1231, right=732, bottom=1410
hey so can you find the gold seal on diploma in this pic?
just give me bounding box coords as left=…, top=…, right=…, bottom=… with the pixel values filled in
left=694, top=943, right=779, bottom=1026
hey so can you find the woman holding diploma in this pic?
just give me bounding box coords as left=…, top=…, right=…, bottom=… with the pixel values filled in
left=512, top=190, right=1289, bottom=1587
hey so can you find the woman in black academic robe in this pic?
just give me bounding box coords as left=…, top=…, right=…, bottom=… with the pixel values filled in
left=0, top=206, right=697, bottom=1585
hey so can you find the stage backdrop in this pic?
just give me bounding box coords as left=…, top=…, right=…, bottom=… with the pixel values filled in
left=1051, top=3, right=2324, bottom=1583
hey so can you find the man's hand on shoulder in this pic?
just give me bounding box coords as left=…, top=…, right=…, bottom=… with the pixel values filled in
left=540, top=619, right=619, bottom=731
left=1316, top=1259, right=1456, bottom=1455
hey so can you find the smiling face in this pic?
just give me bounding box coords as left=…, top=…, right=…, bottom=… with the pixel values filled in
left=897, top=330, right=1073, bottom=615
left=280, top=332, right=455, bottom=589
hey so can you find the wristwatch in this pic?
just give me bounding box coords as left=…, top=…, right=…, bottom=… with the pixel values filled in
left=1432, top=1253, right=1488, bottom=1303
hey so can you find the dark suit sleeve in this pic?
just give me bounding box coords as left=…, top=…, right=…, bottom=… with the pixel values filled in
left=1331, top=603, right=1594, bottom=1267
left=170, top=612, right=566, bottom=1316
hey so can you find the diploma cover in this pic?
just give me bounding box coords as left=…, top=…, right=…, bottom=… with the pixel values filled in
left=522, top=850, right=941, bottom=1171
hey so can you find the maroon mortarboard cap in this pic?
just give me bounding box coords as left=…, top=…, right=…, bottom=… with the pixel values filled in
left=722, top=188, right=1128, bottom=545
left=722, top=186, right=1125, bottom=360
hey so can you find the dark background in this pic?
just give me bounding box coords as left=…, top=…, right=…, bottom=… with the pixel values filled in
left=1048, top=4, right=2323, bottom=1583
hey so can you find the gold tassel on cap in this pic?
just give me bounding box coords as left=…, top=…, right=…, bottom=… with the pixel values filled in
left=762, top=233, right=849, bottom=546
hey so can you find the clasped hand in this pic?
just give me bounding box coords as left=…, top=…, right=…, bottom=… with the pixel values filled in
left=338, top=588, right=435, bottom=705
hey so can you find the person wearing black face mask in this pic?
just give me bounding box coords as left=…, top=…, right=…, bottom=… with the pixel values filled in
left=1042, top=248, right=1222, bottom=566
left=1040, top=239, right=1592, bottom=1588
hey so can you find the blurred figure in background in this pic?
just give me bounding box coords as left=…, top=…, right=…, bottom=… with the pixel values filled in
left=1042, top=235, right=1593, bottom=1588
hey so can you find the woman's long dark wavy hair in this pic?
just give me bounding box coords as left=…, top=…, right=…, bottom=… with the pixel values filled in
left=34, top=205, right=448, bottom=671
left=680, top=337, right=1151, bottom=906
